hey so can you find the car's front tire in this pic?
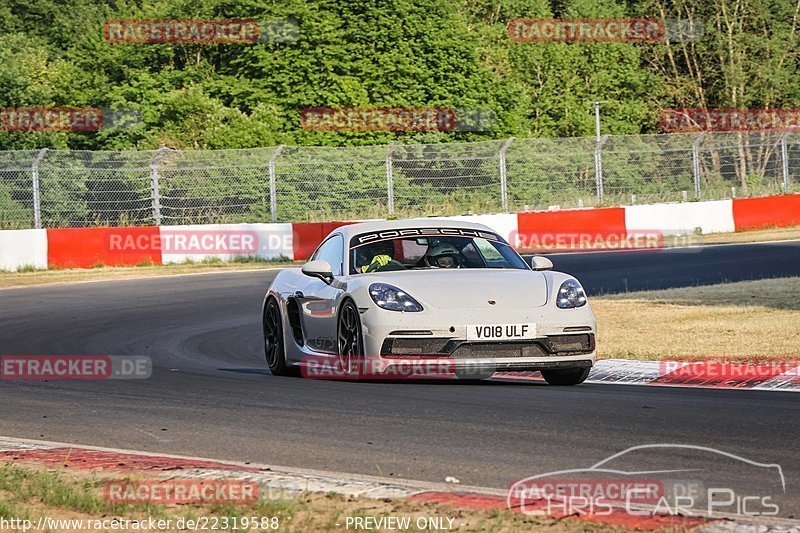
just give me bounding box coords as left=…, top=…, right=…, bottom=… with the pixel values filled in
left=337, top=299, right=364, bottom=378
left=264, top=297, right=298, bottom=377
left=541, top=367, right=590, bottom=386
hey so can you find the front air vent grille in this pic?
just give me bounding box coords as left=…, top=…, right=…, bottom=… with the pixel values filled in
left=380, top=334, right=595, bottom=358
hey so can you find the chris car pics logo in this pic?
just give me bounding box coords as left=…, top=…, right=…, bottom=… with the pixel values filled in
left=508, top=444, right=784, bottom=518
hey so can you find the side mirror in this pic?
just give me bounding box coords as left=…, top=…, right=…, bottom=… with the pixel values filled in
left=301, top=259, right=334, bottom=284
left=529, top=256, right=553, bottom=271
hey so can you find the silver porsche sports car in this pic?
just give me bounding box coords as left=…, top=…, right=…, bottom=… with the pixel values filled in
left=262, top=219, right=596, bottom=385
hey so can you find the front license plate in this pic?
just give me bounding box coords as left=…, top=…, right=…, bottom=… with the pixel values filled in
left=467, top=324, right=537, bottom=341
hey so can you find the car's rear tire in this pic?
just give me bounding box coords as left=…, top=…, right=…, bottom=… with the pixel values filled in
left=541, top=367, right=590, bottom=386
left=337, top=299, right=364, bottom=378
left=264, top=297, right=298, bottom=377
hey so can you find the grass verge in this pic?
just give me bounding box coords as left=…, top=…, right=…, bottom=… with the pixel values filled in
left=699, top=225, right=800, bottom=245
left=0, top=260, right=299, bottom=289
left=593, top=277, right=800, bottom=360
left=0, top=462, right=677, bottom=532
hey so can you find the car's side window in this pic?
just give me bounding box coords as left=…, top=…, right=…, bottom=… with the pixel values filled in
left=311, top=234, right=344, bottom=276
left=473, top=238, right=504, bottom=262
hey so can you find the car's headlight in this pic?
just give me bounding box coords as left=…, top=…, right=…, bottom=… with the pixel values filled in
left=369, top=283, right=423, bottom=312
left=556, top=279, right=587, bottom=309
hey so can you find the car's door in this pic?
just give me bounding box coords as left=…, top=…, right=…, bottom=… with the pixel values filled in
left=294, top=234, right=345, bottom=354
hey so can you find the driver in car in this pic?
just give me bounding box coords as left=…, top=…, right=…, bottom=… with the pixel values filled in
left=356, top=241, right=397, bottom=273
left=424, top=243, right=462, bottom=268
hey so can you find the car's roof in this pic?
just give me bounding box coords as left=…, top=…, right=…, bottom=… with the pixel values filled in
left=334, top=218, right=496, bottom=240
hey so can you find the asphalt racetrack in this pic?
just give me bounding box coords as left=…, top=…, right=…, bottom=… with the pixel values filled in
left=538, top=239, right=800, bottom=294
left=1, top=241, right=799, bottom=517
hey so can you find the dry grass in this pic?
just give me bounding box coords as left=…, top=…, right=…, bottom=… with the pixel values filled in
left=0, top=262, right=299, bottom=289
left=0, top=462, right=675, bottom=533
left=700, top=225, right=800, bottom=245
left=593, top=277, right=800, bottom=361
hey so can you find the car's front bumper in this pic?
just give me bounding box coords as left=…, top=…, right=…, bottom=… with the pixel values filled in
left=356, top=304, right=596, bottom=377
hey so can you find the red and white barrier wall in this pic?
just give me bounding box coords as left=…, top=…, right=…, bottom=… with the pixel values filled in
left=0, top=229, right=48, bottom=271
left=41, top=223, right=296, bottom=269
left=0, top=195, right=797, bottom=271
left=732, top=194, right=800, bottom=230
left=159, top=223, right=295, bottom=264
left=625, top=199, right=735, bottom=235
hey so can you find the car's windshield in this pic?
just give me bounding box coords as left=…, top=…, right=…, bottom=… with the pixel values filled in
left=349, top=228, right=528, bottom=274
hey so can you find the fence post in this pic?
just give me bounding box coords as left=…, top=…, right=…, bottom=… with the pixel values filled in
left=31, top=148, right=48, bottom=229
left=594, top=135, right=609, bottom=203
left=499, top=137, right=515, bottom=211
left=781, top=132, right=791, bottom=192
left=386, top=143, right=397, bottom=216
left=149, top=147, right=164, bottom=226
left=692, top=133, right=705, bottom=198
left=269, top=145, right=285, bottom=222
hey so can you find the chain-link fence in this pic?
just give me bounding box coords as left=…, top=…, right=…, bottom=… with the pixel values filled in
left=1, top=131, right=798, bottom=229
